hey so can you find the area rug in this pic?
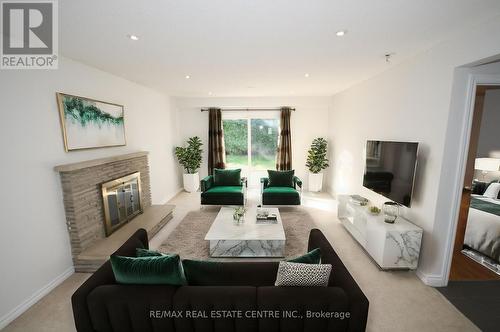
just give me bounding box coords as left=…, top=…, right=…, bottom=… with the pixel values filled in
left=158, top=207, right=317, bottom=261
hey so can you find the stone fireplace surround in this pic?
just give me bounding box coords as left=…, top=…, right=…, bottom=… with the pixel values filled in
left=55, top=151, right=174, bottom=272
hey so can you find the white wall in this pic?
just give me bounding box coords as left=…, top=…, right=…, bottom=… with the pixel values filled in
left=173, top=96, right=331, bottom=189
left=0, top=57, right=181, bottom=327
left=327, top=16, right=500, bottom=285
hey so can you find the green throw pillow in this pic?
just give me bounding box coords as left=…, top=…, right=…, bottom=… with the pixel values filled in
left=182, top=259, right=221, bottom=285
left=214, top=168, right=241, bottom=186
left=110, top=254, right=187, bottom=285
left=268, top=170, right=294, bottom=187
left=136, top=248, right=164, bottom=257
left=287, top=248, right=321, bottom=264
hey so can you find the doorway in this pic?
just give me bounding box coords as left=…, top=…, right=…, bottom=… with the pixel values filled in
left=449, top=85, right=500, bottom=280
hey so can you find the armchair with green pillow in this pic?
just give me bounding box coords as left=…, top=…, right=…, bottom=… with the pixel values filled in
left=200, top=168, right=247, bottom=205
left=261, top=169, right=302, bottom=205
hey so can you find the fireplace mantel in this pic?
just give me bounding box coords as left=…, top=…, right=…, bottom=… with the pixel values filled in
left=54, top=151, right=149, bottom=173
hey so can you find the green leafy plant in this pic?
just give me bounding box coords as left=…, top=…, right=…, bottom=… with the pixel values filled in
left=175, top=136, right=203, bottom=174
left=306, top=138, right=329, bottom=174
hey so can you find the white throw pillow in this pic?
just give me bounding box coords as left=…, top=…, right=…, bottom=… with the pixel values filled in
left=483, top=183, right=500, bottom=199
left=275, top=261, right=332, bottom=287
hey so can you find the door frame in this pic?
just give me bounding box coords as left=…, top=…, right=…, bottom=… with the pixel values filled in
left=443, top=74, right=500, bottom=285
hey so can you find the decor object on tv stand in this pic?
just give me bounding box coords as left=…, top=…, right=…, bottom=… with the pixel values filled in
left=56, top=93, right=126, bottom=151
left=305, top=137, right=329, bottom=192
left=350, top=194, right=368, bottom=206
left=338, top=194, right=423, bottom=269
left=369, top=206, right=381, bottom=216
left=383, top=201, right=399, bottom=223
left=175, top=136, right=203, bottom=192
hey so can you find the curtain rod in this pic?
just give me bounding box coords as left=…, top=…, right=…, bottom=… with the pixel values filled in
left=200, top=107, right=295, bottom=112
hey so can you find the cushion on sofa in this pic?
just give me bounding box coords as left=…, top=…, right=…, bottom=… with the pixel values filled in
left=267, top=170, right=295, bottom=187
left=136, top=248, right=164, bottom=257
left=287, top=248, right=321, bottom=264
left=202, top=186, right=243, bottom=196
left=110, top=254, right=187, bottom=285
left=275, top=261, right=332, bottom=287
left=182, top=260, right=279, bottom=286
left=262, top=186, right=301, bottom=205
left=214, top=168, right=241, bottom=186
left=263, top=186, right=299, bottom=196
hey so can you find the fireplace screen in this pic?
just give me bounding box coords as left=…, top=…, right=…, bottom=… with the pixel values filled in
left=101, top=172, right=143, bottom=236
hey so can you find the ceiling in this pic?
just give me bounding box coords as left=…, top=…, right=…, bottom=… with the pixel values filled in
left=60, top=0, right=500, bottom=97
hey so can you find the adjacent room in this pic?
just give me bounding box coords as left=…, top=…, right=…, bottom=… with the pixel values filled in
left=1, top=1, right=500, bottom=331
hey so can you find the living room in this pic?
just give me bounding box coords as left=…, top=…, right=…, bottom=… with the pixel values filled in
left=1, top=1, right=500, bottom=332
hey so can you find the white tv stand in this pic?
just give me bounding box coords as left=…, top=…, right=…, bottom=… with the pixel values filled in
left=338, top=195, right=423, bottom=270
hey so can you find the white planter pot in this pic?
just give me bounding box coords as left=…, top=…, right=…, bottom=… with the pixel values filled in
left=183, top=173, right=200, bottom=192
left=308, top=173, right=323, bottom=192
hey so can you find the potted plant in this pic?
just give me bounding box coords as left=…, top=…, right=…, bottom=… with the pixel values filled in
left=175, top=136, right=203, bottom=192
left=305, top=137, right=329, bottom=192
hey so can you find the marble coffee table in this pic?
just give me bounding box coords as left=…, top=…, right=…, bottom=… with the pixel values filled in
left=205, top=207, right=286, bottom=257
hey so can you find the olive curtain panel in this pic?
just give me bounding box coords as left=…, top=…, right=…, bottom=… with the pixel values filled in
left=208, top=108, right=226, bottom=175
left=276, top=107, right=292, bottom=170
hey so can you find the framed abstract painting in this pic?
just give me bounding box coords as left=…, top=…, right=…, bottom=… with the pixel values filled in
left=56, top=93, right=126, bottom=151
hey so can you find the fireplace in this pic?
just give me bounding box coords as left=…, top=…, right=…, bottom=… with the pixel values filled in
left=101, top=172, right=143, bottom=236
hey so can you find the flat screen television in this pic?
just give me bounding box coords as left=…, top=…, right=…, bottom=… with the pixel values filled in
left=363, top=140, right=418, bottom=207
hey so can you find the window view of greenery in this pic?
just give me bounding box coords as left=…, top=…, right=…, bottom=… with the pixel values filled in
left=223, top=118, right=279, bottom=170
left=251, top=119, right=279, bottom=169
left=223, top=119, right=248, bottom=168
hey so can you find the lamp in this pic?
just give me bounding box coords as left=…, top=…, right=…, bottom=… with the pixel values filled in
left=475, top=158, right=500, bottom=181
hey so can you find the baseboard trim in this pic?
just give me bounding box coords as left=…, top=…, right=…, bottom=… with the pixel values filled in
left=416, top=269, right=447, bottom=287
left=157, top=187, right=184, bottom=205
left=0, top=266, right=74, bottom=330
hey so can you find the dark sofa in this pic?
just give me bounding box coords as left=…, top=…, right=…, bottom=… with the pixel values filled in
left=72, top=228, right=369, bottom=332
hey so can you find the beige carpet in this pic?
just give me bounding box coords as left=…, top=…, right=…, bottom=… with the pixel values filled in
left=158, top=207, right=316, bottom=261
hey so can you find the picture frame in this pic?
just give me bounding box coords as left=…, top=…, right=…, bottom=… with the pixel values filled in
left=56, top=93, right=126, bottom=151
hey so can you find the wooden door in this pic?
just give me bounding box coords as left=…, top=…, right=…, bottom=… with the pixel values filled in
left=449, top=85, right=500, bottom=280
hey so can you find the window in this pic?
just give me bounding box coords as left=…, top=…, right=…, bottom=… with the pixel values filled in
left=222, top=112, right=280, bottom=171
left=250, top=119, right=279, bottom=169
left=223, top=119, right=248, bottom=169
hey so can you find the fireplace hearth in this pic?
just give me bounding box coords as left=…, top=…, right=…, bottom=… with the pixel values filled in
left=101, top=172, right=143, bottom=236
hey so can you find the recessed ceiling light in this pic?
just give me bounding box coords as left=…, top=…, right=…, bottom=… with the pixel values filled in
left=185, top=75, right=190, bottom=79
left=208, top=91, right=213, bottom=95
left=304, top=73, right=310, bottom=78
left=335, top=30, right=347, bottom=37
left=128, top=34, right=139, bottom=41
